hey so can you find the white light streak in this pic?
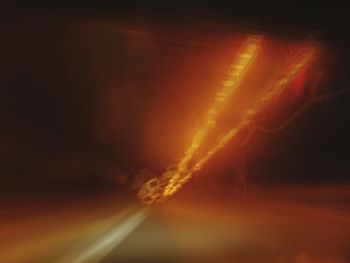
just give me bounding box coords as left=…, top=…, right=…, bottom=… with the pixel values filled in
left=60, top=208, right=149, bottom=263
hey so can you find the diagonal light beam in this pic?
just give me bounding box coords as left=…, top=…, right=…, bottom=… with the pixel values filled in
left=163, top=35, right=263, bottom=197
left=60, top=208, right=149, bottom=263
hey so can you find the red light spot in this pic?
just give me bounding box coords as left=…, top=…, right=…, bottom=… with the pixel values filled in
left=292, top=69, right=306, bottom=97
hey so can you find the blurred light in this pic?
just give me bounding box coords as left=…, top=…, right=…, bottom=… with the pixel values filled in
left=62, top=208, right=149, bottom=263
left=138, top=35, right=262, bottom=204
left=138, top=37, right=320, bottom=205
left=192, top=45, right=318, bottom=173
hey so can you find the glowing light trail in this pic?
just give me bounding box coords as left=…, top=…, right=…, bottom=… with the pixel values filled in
left=163, top=35, right=262, bottom=196
left=62, top=208, right=149, bottom=263
left=138, top=39, right=319, bottom=205
left=191, top=46, right=318, bottom=175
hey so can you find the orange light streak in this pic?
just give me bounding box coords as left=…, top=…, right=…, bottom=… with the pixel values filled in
left=163, top=46, right=318, bottom=198
left=163, top=35, right=262, bottom=196
left=193, top=47, right=318, bottom=173
left=138, top=39, right=319, bottom=205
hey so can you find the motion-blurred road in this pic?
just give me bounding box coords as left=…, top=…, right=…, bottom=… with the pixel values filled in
left=1, top=186, right=350, bottom=263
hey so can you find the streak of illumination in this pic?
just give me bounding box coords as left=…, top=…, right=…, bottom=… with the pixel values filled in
left=163, top=35, right=263, bottom=197
left=62, top=208, right=149, bottom=263
left=138, top=40, right=319, bottom=205
left=191, top=46, right=318, bottom=174
left=162, top=46, right=318, bottom=199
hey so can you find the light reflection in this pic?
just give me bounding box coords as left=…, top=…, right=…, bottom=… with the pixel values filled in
left=59, top=208, right=149, bottom=263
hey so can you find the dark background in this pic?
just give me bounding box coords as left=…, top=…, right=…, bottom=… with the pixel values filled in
left=0, top=1, right=349, bottom=194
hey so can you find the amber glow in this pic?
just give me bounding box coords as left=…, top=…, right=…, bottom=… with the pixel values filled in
left=138, top=38, right=319, bottom=204
left=165, top=46, right=318, bottom=197
left=163, top=36, right=262, bottom=196
left=192, top=46, right=318, bottom=173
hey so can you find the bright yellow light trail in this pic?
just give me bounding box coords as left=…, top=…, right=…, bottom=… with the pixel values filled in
left=138, top=39, right=319, bottom=205
left=163, top=35, right=262, bottom=196
left=138, top=35, right=262, bottom=204
left=190, top=46, right=318, bottom=175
